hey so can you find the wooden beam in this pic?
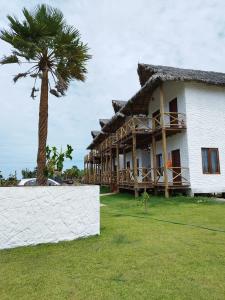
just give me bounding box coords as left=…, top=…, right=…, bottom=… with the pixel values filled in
left=116, top=144, right=120, bottom=191
left=132, top=133, right=138, bottom=197
left=160, top=84, right=169, bottom=198
left=100, top=150, right=103, bottom=184
left=123, top=148, right=126, bottom=169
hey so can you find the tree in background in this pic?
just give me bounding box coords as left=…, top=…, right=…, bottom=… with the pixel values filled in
left=21, top=168, right=37, bottom=179
left=63, top=165, right=84, bottom=182
left=0, top=4, right=91, bottom=185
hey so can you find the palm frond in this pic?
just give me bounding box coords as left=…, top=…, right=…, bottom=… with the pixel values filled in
left=50, top=88, right=60, bottom=97
left=0, top=55, right=20, bottom=64
left=13, top=72, right=29, bottom=83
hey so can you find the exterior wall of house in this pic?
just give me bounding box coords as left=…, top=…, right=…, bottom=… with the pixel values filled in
left=148, top=81, right=186, bottom=127
left=0, top=186, right=100, bottom=250
left=124, top=149, right=150, bottom=182
left=185, top=82, right=225, bottom=193
left=154, top=133, right=189, bottom=184
left=148, top=82, right=190, bottom=184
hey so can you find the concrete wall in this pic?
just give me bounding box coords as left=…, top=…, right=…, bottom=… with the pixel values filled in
left=0, top=186, right=100, bottom=250
left=185, top=82, right=225, bottom=193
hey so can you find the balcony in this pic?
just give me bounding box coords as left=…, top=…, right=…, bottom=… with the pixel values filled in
left=118, top=168, right=153, bottom=187
left=101, top=135, right=116, bottom=152
left=155, top=166, right=189, bottom=188
left=84, top=150, right=100, bottom=163
left=153, top=112, right=186, bottom=131
left=115, top=116, right=152, bottom=144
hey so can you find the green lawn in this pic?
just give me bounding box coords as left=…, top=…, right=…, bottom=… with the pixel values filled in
left=1, top=194, right=225, bottom=300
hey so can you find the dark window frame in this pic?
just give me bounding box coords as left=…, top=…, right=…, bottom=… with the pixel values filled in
left=201, top=148, right=220, bottom=174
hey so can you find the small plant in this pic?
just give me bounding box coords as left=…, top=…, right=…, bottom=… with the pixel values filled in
left=45, top=145, right=73, bottom=178
left=141, top=191, right=150, bottom=213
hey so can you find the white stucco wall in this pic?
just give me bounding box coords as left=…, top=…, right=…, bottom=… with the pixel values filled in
left=185, top=82, right=225, bottom=193
left=0, top=186, right=100, bottom=250
left=148, top=81, right=186, bottom=126
left=148, top=82, right=190, bottom=184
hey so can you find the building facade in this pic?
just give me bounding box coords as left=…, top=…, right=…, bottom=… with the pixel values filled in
left=84, top=64, right=225, bottom=197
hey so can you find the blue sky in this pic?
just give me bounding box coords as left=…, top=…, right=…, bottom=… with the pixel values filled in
left=0, top=0, right=225, bottom=178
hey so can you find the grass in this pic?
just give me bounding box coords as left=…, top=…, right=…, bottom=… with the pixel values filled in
left=1, top=194, right=225, bottom=299
left=100, top=185, right=110, bottom=194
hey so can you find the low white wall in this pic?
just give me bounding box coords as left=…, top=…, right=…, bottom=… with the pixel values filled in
left=0, top=186, right=100, bottom=250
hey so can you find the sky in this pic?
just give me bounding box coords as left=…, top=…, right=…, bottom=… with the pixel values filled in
left=1, top=0, right=225, bottom=178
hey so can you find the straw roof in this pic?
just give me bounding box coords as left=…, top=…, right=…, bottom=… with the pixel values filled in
left=99, top=119, right=109, bottom=128
left=87, top=131, right=108, bottom=150
left=112, top=100, right=127, bottom=113
left=91, top=131, right=101, bottom=138
left=88, top=64, right=225, bottom=149
left=121, top=63, right=225, bottom=114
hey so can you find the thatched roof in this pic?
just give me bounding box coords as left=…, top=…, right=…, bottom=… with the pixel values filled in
left=91, top=131, right=101, bottom=138
left=99, top=119, right=109, bottom=128
left=112, top=100, right=127, bottom=113
left=87, top=131, right=108, bottom=150
left=88, top=64, right=225, bottom=148
left=121, top=63, right=225, bottom=115
left=102, top=63, right=225, bottom=132
left=137, top=63, right=225, bottom=87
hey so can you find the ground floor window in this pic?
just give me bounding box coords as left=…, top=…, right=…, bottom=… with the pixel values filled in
left=201, top=148, right=220, bottom=174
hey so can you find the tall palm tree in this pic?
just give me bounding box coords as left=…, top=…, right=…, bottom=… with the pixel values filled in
left=0, top=4, right=91, bottom=185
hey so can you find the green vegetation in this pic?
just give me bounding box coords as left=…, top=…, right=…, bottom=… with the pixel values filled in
left=100, top=185, right=111, bottom=194
left=1, top=194, right=225, bottom=299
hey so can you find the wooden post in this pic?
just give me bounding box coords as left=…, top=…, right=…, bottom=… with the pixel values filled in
left=123, top=148, right=126, bottom=169
left=132, top=133, right=138, bottom=197
left=93, top=155, right=96, bottom=184
left=160, top=84, right=169, bottom=198
left=109, top=149, right=112, bottom=190
left=152, top=111, right=157, bottom=192
left=116, top=143, right=120, bottom=191
left=100, top=150, right=103, bottom=185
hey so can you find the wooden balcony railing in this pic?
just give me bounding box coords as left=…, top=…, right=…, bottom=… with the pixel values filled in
left=155, top=167, right=189, bottom=186
left=118, top=168, right=153, bottom=186
left=101, top=135, right=116, bottom=152
left=153, top=112, right=186, bottom=130
left=84, top=150, right=100, bottom=162
left=84, top=166, right=189, bottom=187
left=115, top=116, right=152, bottom=143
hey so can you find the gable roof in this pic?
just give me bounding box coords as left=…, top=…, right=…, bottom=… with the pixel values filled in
left=121, top=63, right=225, bottom=115
left=87, top=131, right=108, bottom=150
left=91, top=131, right=101, bottom=138
left=99, top=119, right=109, bottom=128
left=137, top=63, right=225, bottom=87
left=112, top=100, right=127, bottom=113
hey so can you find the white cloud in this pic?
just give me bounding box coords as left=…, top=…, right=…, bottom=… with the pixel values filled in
left=0, top=0, right=225, bottom=177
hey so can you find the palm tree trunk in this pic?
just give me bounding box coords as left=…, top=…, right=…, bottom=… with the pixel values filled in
left=37, top=68, right=48, bottom=185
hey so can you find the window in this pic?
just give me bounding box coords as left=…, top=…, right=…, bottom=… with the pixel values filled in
left=156, top=154, right=163, bottom=176
left=201, top=148, right=220, bottom=174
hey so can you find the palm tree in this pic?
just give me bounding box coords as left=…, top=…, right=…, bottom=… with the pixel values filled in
left=0, top=4, right=91, bottom=185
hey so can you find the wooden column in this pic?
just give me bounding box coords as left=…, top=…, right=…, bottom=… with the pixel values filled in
left=132, top=133, right=138, bottom=197
left=93, top=156, right=96, bottom=184
left=123, top=148, right=126, bottom=169
left=100, top=150, right=103, bottom=185
left=160, top=84, right=169, bottom=198
left=116, top=144, right=120, bottom=191
left=109, top=149, right=112, bottom=189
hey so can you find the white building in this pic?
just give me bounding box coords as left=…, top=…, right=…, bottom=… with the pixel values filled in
left=85, top=64, right=225, bottom=197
